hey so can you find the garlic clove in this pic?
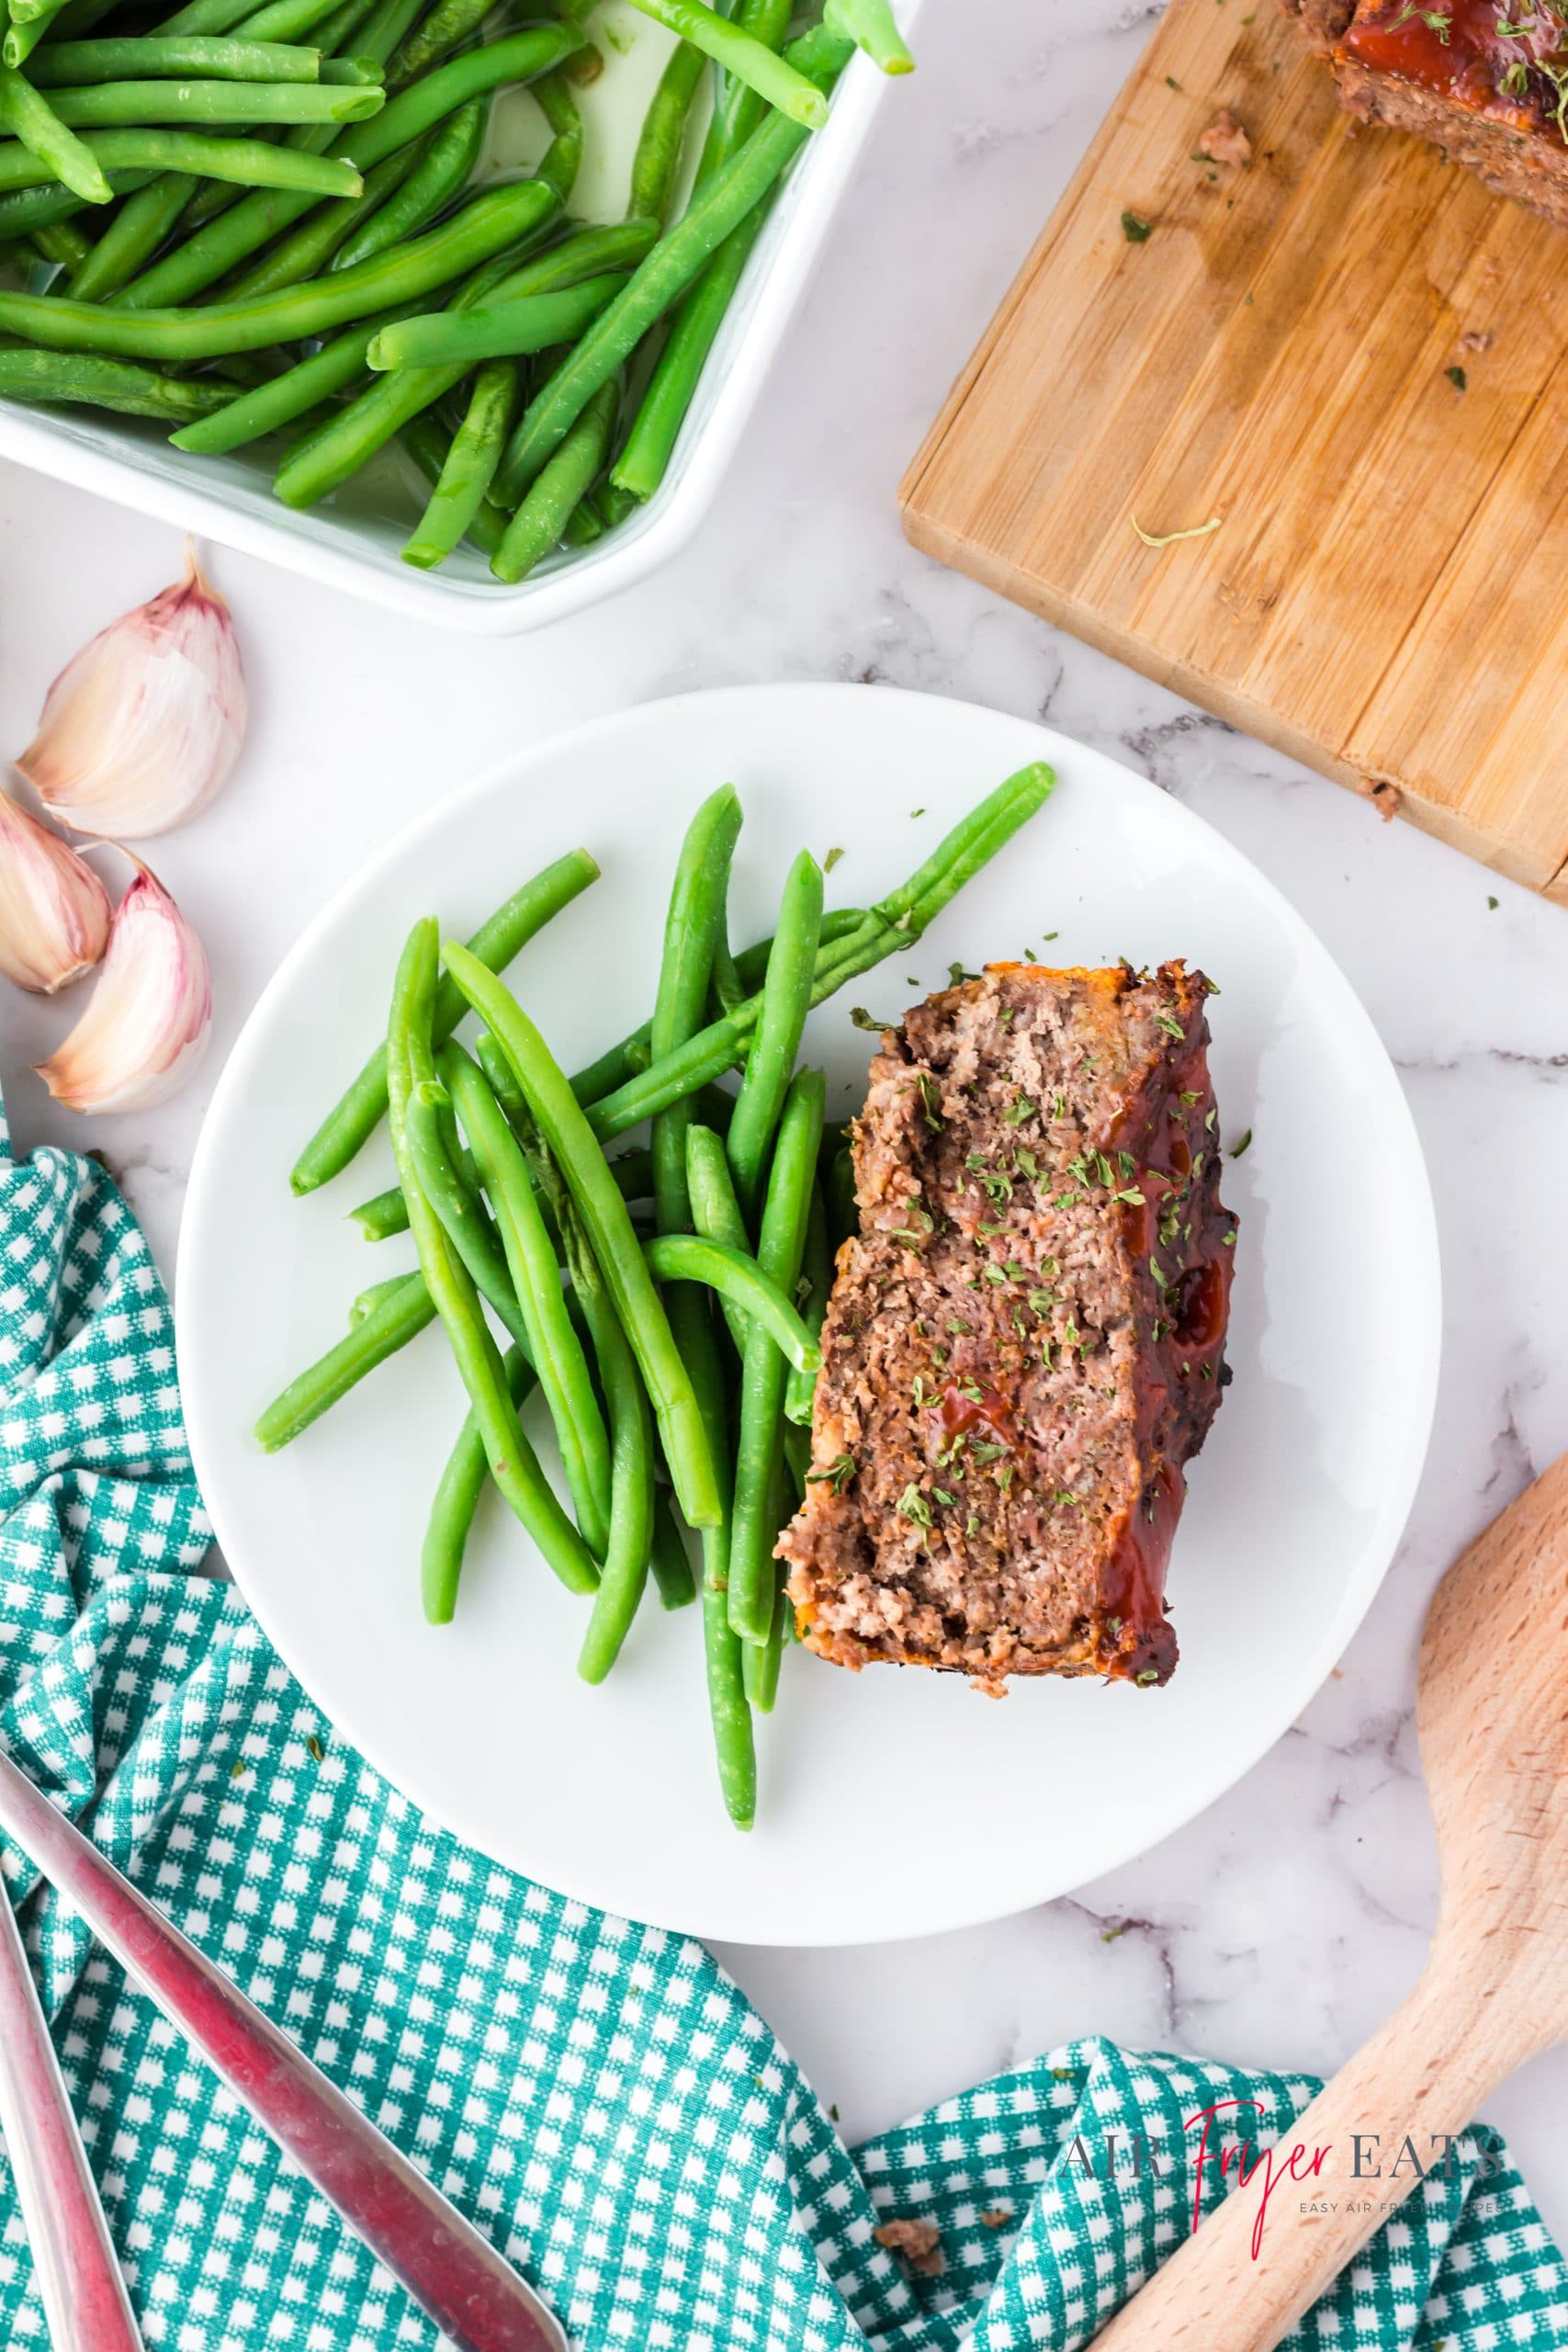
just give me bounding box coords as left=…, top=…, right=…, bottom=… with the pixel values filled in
left=0, top=786, right=112, bottom=993
left=34, top=860, right=211, bottom=1115
left=17, top=540, right=246, bottom=840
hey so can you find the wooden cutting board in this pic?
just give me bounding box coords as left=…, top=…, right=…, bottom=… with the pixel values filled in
left=899, top=0, right=1568, bottom=899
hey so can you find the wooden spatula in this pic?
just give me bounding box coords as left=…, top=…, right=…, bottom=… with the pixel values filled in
left=1091, top=1450, right=1568, bottom=2352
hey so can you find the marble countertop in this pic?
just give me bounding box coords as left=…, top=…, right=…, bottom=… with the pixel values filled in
left=5, top=0, right=1568, bottom=2263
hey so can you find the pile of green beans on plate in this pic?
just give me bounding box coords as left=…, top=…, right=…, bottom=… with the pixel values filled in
left=0, top=0, right=913, bottom=580
left=257, top=758, right=1056, bottom=1829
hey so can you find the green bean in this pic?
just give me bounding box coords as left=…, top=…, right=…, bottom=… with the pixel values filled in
left=0, top=64, right=110, bottom=201
left=114, top=0, right=380, bottom=284
left=649, top=783, right=741, bottom=1230
left=255, top=1269, right=434, bottom=1450
left=586, top=763, right=1056, bottom=1141
left=626, top=27, right=705, bottom=226
left=216, top=140, right=418, bottom=300
left=681, top=1294, right=754, bottom=1826
left=0, top=129, right=365, bottom=198
left=369, top=270, right=626, bottom=370
left=3, top=0, right=73, bottom=70
left=494, top=48, right=845, bottom=503
left=322, top=56, right=386, bottom=84
left=351, top=1137, right=650, bottom=1244
left=28, top=218, right=85, bottom=266
left=565, top=905, right=866, bottom=1108
left=309, top=0, right=383, bottom=53
left=347, top=0, right=423, bottom=62
left=684, top=1122, right=751, bottom=1357
left=643, top=1236, right=817, bottom=1372
left=32, top=78, right=382, bottom=125
left=444, top=1046, right=613, bottom=1558
left=31, top=36, right=327, bottom=81
left=532, top=63, right=581, bottom=201
left=403, top=1080, right=532, bottom=1346
left=726, top=848, right=821, bottom=1224
left=442, top=941, right=723, bottom=1532
left=157, top=0, right=272, bottom=36
left=728, top=1066, right=823, bottom=1643
left=490, top=376, right=614, bottom=583
left=620, top=0, right=828, bottom=128
left=641, top=784, right=744, bottom=1620
left=400, top=407, right=509, bottom=555
left=385, top=0, right=490, bottom=88
left=349, top=1272, right=410, bottom=1326
left=291, top=845, right=598, bottom=1196
left=649, top=1495, right=696, bottom=1610
left=0, top=171, right=147, bottom=240
left=742, top=1572, right=785, bottom=1710
left=400, top=356, right=514, bottom=569
left=695, top=0, right=789, bottom=175
left=611, top=203, right=762, bottom=501
left=271, top=206, right=626, bottom=506
left=389, top=918, right=599, bottom=1597
left=423, top=1345, right=535, bottom=1624
left=783, top=1183, right=828, bottom=1424
left=0, top=345, right=235, bottom=415
left=329, top=94, right=481, bottom=272
left=234, top=0, right=351, bottom=40
left=576, top=1330, right=655, bottom=1679
left=169, top=292, right=407, bottom=448
left=502, top=1101, right=663, bottom=1657
left=76, top=169, right=200, bottom=298
left=823, top=0, right=914, bottom=73
left=65, top=171, right=194, bottom=297
left=114, top=22, right=580, bottom=307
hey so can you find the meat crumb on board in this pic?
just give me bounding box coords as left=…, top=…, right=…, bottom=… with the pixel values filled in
left=1198, top=107, right=1252, bottom=164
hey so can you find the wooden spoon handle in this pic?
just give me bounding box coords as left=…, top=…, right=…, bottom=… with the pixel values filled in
left=1090, top=1960, right=1526, bottom=2352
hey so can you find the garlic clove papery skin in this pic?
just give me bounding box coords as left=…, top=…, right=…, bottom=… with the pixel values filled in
left=0, top=787, right=112, bottom=993
left=34, top=863, right=211, bottom=1115
left=17, top=543, right=245, bottom=840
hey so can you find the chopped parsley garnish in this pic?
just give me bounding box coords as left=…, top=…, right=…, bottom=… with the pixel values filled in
left=1229, top=1128, right=1253, bottom=1159
left=850, top=1007, right=896, bottom=1034
left=1445, top=365, right=1467, bottom=391
left=1006, top=1094, right=1037, bottom=1125
left=1155, top=1010, right=1187, bottom=1040
left=1122, top=209, right=1154, bottom=242
left=897, top=1484, right=933, bottom=1526
left=823, top=845, right=846, bottom=873
left=807, top=1453, right=858, bottom=1496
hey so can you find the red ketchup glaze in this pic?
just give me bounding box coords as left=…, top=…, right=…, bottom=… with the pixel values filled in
left=1338, top=0, right=1560, bottom=126
left=1098, top=1001, right=1236, bottom=1686
left=932, top=1379, right=1020, bottom=1453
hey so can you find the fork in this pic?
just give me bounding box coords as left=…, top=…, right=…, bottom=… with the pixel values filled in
left=0, top=1860, right=141, bottom=2350
left=0, top=1741, right=569, bottom=2352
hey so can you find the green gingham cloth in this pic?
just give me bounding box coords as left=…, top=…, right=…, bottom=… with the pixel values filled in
left=1, top=1093, right=1565, bottom=2352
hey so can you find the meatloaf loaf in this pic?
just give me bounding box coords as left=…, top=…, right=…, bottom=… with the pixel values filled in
left=1285, top=0, right=1568, bottom=230
left=777, top=963, right=1236, bottom=1691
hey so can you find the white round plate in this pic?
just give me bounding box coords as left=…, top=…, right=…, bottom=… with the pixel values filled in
left=178, top=684, right=1439, bottom=1948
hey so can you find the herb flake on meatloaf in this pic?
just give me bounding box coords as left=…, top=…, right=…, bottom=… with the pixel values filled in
left=778, top=963, right=1237, bottom=1691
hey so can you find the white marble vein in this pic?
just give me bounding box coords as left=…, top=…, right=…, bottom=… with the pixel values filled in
left=3, top=0, right=1568, bottom=2256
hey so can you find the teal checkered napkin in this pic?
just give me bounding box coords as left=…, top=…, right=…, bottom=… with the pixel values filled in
left=1, top=1089, right=1564, bottom=2352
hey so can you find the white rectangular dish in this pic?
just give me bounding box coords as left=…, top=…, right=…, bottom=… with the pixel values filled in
left=0, top=1, right=920, bottom=635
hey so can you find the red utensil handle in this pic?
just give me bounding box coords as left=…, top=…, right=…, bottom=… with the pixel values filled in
left=0, top=1745, right=567, bottom=2352
left=0, top=1872, right=142, bottom=2351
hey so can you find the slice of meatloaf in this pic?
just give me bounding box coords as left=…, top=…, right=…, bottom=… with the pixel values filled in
left=777, top=964, right=1237, bottom=1691
left=1284, top=0, right=1568, bottom=232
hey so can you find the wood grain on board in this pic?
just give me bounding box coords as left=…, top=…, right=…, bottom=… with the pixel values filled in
left=899, top=0, right=1568, bottom=896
